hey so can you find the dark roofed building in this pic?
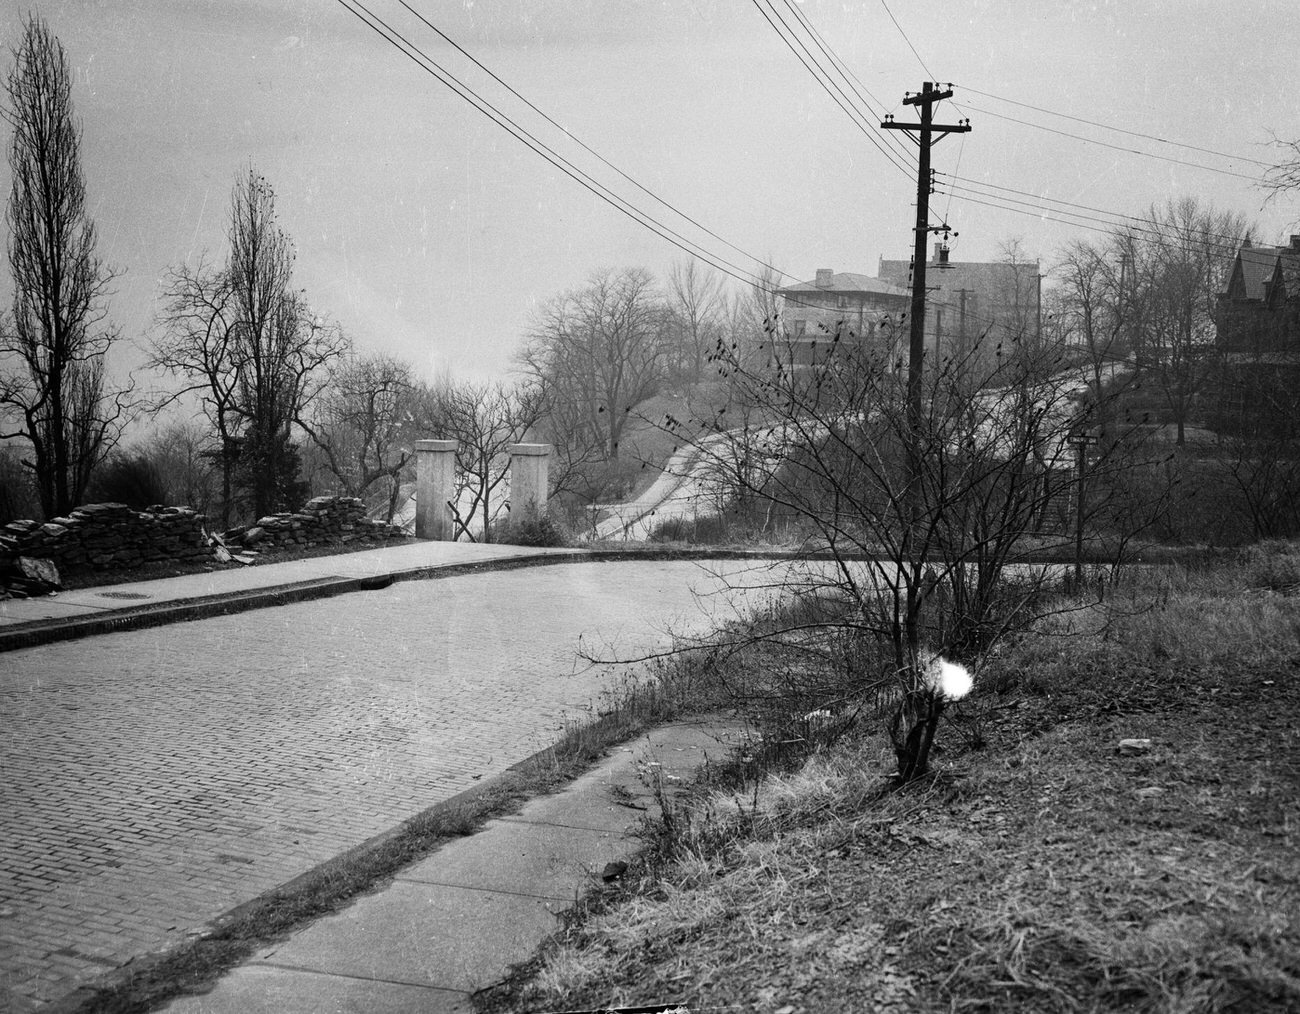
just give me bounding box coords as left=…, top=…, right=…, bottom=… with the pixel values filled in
left=1217, top=235, right=1300, bottom=358
left=1214, top=236, right=1300, bottom=434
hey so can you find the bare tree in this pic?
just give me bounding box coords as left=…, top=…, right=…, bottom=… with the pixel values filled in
left=151, top=169, right=348, bottom=524
left=299, top=353, right=416, bottom=521
left=0, top=15, right=127, bottom=518
left=1053, top=240, right=1132, bottom=429
left=1134, top=198, right=1246, bottom=446
left=667, top=312, right=1153, bottom=783
left=152, top=260, right=242, bottom=522
left=1264, top=136, right=1300, bottom=203
left=521, top=267, right=670, bottom=464
left=145, top=420, right=219, bottom=514
left=666, top=258, right=723, bottom=385
left=995, top=237, right=1042, bottom=349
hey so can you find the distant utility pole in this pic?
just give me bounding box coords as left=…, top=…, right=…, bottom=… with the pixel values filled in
left=956, top=287, right=973, bottom=350
left=883, top=82, right=970, bottom=560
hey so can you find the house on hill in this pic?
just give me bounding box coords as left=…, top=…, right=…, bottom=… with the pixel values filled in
left=1214, top=235, right=1300, bottom=433
left=877, top=245, right=1041, bottom=369
left=776, top=269, right=909, bottom=365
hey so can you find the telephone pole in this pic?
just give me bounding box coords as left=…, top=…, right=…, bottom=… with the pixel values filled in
left=883, top=83, right=970, bottom=436
left=883, top=82, right=970, bottom=565
left=956, top=287, right=973, bottom=351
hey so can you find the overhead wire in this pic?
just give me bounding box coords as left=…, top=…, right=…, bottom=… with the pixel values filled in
left=774, top=0, right=916, bottom=165
left=346, top=1, right=912, bottom=318
left=958, top=103, right=1263, bottom=182
left=393, top=0, right=787, bottom=282
left=340, top=1, right=1258, bottom=333
left=956, top=84, right=1278, bottom=170
left=938, top=173, right=1252, bottom=251
left=747, top=0, right=914, bottom=179
left=336, top=0, right=786, bottom=298
left=937, top=187, right=1250, bottom=262
left=877, top=0, right=936, bottom=82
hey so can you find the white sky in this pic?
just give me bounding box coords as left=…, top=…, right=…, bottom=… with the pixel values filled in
left=0, top=0, right=1295, bottom=385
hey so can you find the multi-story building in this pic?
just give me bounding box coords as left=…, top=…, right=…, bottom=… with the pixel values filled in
left=1214, top=235, right=1300, bottom=432
left=776, top=269, right=909, bottom=365
left=877, top=245, right=1042, bottom=370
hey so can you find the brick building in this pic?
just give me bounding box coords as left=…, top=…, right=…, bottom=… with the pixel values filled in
left=1213, top=236, right=1300, bottom=433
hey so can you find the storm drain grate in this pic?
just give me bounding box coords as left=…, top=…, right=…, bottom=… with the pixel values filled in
left=96, top=591, right=151, bottom=600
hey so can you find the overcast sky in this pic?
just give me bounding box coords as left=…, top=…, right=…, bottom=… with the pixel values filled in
left=0, top=0, right=1295, bottom=386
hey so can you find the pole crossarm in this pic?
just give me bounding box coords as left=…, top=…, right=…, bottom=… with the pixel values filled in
left=882, top=121, right=970, bottom=133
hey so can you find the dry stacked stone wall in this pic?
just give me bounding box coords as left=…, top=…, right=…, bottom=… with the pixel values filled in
left=1, top=503, right=209, bottom=597
left=221, top=496, right=408, bottom=550
left=0, top=495, right=410, bottom=598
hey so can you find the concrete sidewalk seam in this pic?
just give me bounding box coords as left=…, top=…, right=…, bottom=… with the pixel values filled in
left=390, top=877, right=580, bottom=903
left=252, top=959, right=466, bottom=994
left=496, top=815, right=644, bottom=833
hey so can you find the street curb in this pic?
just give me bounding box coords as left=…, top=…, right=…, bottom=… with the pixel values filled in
left=0, top=548, right=809, bottom=653
left=44, top=710, right=736, bottom=1014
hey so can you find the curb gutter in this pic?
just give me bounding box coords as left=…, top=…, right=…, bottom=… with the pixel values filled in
left=0, top=548, right=812, bottom=653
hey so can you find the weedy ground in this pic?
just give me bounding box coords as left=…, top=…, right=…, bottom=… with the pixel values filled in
left=478, top=544, right=1300, bottom=1014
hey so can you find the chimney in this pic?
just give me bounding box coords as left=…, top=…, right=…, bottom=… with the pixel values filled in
left=815, top=268, right=833, bottom=289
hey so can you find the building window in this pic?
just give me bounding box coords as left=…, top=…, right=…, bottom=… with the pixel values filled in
left=794, top=319, right=807, bottom=336
left=837, top=295, right=848, bottom=309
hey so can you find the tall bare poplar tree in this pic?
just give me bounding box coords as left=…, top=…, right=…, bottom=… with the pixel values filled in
left=152, top=169, right=348, bottom=523
left=0, top=15, right=124, bottom=518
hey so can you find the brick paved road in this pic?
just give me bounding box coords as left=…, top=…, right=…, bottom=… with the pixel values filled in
left=0, top=559, right=785, bottom=1012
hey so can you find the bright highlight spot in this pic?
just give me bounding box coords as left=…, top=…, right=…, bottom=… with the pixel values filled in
left=934, top=658, right=973, bottom=701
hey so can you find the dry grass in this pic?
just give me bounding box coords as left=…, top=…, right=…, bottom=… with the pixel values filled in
left=481, top=545, right=1300, bottom=1014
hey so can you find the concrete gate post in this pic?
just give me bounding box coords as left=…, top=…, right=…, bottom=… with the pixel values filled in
left=415, top=439, right=458, bottom=540
left=508, top=443, right=551, bottom=525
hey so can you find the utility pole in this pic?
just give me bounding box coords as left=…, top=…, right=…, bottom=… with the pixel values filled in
left=884, top=84, right=969, bottom=431
left=883, top=83, right=970, bottom=568
left=956, top=287, right=973, bottom=352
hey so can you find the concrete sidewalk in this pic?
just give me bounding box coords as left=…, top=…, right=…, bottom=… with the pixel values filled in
left=0, top=540, right=583, bottom=650
left=158, top=718, right=744, bottom=1014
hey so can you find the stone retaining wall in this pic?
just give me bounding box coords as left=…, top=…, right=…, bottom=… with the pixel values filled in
left=0, top=495, right=410, bottom=598
left=2, top=503, right=210, bottom=572
left=220, top=496, right=408, bottom=550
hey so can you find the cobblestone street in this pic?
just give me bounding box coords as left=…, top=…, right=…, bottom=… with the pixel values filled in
left=0, top=559, right=781, bottom=1012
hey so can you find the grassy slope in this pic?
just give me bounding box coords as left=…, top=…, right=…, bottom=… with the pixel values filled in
left=483, top=552, right=1300, bottom=1013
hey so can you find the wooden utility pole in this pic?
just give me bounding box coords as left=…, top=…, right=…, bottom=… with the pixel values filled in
left=883, top=83, right=970, bottom=566
left=883, top=84, right=969, bottom=438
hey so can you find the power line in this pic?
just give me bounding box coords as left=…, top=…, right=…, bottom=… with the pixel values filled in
left=939, top=172, right=1251, bottom=250
left=747, top=0, right=914, bottom=179
left=775, top=0, right=915, bottom=165
left=336, top=0, right=777, bottom=296
left=342, top=2, right=875, bottom=319
left=958, top=103, right=1264, bottom=182
left=937, top=186, right=1248, bottom=261
left=394, top=0, right=787, bottom=282
left=956, top=84, right=1278, bottom=170
left=877, top=0, right=936, bottom=82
